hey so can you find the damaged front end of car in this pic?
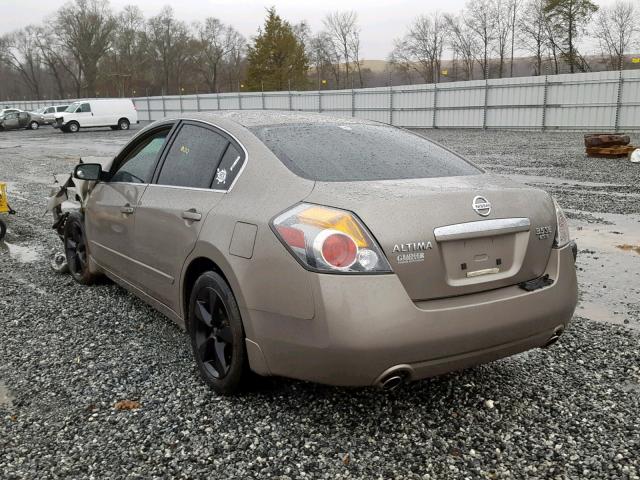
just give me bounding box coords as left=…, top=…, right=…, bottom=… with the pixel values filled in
left=46, top=156, right=114, bottom=273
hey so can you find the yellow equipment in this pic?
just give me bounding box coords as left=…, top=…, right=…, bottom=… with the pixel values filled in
left=0, top=182, right=16, bottom=240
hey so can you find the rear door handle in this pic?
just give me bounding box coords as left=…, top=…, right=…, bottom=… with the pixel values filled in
left=120, top=204, right=134, bottom=214
left=181, top=209, right=202, bottom=221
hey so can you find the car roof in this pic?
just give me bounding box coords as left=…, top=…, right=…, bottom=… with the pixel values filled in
left=175, top=110, right=379, bottom=129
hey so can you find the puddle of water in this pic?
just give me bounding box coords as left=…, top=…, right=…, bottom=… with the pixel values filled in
left=0, top=382, right=14, bottom=410
left=1, top=242, right=42, bottom=263
left=569, top=210, right=640, bottom=330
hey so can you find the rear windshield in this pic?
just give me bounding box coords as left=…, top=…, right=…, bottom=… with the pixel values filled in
left=249, top=123, right=480, bottom=181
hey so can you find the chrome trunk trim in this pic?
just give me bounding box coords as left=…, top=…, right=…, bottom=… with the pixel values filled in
left=434, top=218, right=531, bottom=242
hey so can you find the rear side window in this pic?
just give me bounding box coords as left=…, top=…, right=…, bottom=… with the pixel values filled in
left=212, top=144, right=245, bottom=190
left=250, top=123, right=480, bottom=181
left=157, top=124, right=229, bottom=189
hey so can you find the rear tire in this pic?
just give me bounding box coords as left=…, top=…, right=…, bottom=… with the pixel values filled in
left=67, top=122, right=79, bottom=133
left=63, top=212, right=97, bottom=285
left=187, top=271, right=250, bottom=395
left=29, top=121, right=39, bottom=130
left=117, top=118, right=130, bottom=130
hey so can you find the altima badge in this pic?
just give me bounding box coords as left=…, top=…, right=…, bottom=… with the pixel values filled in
left=472, top=196, right=491, bottom=216
left=393, top=241, right=433, bottom=264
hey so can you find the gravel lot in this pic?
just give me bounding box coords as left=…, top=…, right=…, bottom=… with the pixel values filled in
left=1, top=125, right=639, bottom=479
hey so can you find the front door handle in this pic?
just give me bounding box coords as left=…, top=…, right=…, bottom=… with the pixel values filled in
left=181, top=209, right=202, bottom=221
left=120, top=204, right=134, bottom=214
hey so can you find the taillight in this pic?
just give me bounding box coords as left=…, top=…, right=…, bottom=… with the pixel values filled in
left=552, top=196, right=571, bottom=247
left=272, top=203, right=392, bottom=273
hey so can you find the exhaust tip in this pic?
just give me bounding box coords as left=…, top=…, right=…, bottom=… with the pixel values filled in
left=543, top=326, right=565, bottom=349
left=381, top=375, right=404, bottom=391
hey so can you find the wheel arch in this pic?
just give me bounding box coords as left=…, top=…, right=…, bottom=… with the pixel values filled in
left=181, top=252, right=246, bottom=331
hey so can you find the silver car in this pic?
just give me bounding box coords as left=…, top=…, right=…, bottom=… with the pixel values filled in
left=60, top=111, right=578, bottom=394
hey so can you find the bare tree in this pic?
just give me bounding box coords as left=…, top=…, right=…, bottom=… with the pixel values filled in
left=146, top=6, right=190, bottom=94
left=593, top=0, right=639, bottom=71
left=2, top=26, right=44, bottom=99
left=391, top=13, right=447, bottom=83
left=349, top=29, right=364, bottom=87
left=110, top=5, right=148, bottom=95
left=508, top=0, right=522, bottom=76
left=464, top=0, right=497, bottom=78
left=323, top=11, right=359, bottom=88
left=519, top=0, right=548, bottom=75
left=56, top=0, right=116, bottom=96
left=445, top=13, right=479, bottom=80
left=494, top=0, right=512, bottom=77
left=194, top=18, right=244, bottom=92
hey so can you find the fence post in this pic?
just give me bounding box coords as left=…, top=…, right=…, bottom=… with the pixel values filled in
left=216, top=94, right=220, bottom=111
left=541, top=75, right=549, bottom=131
left=318, top=91, right=322, bottom=113
left=388, top=87, right=394, bottom=125
left=196, top=93, right=200, bottom=112
left=261, top=91, right=265, bottom=110
left=432, top=84, right=438, bottom=129
left=614, top=70, right=624, bottom=133
left=161, top=95, right=166, bottom=117
left=146, top=95, right=151, bottom=122
left=238, top=92, right=242, bottom=110
left=179, top=93, right=183, bottom=113
left=351, top=86, right=355, bottom=117
left=482, top=79, right=489, bottom=129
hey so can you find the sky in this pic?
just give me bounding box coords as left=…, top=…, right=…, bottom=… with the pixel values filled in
left=0, top=0, right=619, bottom=59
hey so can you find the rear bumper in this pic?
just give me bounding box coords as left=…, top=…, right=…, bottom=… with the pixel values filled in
left=247, top=244, right=578, bottom=386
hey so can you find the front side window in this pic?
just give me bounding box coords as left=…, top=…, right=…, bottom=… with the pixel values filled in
left=156, top=124, right=229, bottom=189
left=110, top=129, right=171, bottom=184
left=46, top=107, right=55, bottom=114
left=80, top=103, right=91, bottom=113
left=65, top=103, right=80, bottom=113
left=250, top=123, right=481, bottom=181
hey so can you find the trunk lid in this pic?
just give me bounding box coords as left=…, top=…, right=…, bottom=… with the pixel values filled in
left=305, top=174, right=556, bottom=301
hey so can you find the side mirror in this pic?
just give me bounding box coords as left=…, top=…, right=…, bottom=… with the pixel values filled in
left=73, top=163, right=103, bottom=181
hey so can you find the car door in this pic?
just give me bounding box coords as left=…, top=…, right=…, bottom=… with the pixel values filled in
left=131, top=121, right=241, bottom=311
left=18, top=112, right=29, bottom=128
left=44, top=107, right=56, bottom=123
left=3, top=113, right=19, bottom=130
left=84, top=124, right=175, bottom=283
left=75, top=102, right=95, bottom=127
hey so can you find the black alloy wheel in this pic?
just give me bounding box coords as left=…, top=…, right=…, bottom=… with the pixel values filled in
left=193, top=286, right=234, bottom=379
left=189, top=272, right=249, bottom=394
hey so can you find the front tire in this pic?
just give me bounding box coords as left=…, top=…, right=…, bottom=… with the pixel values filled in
left=188, top=272, right=249, bottom=394
left=117, top=118, right=130, bottom=130
left=67, top=122, right=80, bottom=133
left=63, top=212, right=96, bottom=285
left=29, top=121, right=39, bottom=130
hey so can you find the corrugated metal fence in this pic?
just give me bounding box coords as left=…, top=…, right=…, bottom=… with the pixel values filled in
left=10, top=69, right=640, bottom=130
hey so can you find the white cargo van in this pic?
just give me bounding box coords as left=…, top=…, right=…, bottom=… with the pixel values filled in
left=54, top=98, right=138, bottom=133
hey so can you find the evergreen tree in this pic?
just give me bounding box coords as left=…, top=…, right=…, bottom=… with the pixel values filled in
left=543, top=0, right=598, bottom=73
left=246, top=8, right=309, bottom=91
